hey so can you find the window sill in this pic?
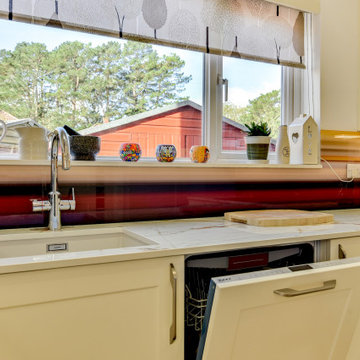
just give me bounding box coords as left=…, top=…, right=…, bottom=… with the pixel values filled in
left=0, top=158, right=322, bottom=169
left=0, top=157, right=343, bottom=185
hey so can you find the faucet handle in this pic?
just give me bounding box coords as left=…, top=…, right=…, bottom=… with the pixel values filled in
left=31, top=199, right=51, bottom=212
left=59, top=187, right=76, bottom=211
left=69, top=187, right=76, bottom=210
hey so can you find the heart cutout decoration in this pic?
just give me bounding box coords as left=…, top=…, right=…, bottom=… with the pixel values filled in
left=292, top=133, right=299, bottom=143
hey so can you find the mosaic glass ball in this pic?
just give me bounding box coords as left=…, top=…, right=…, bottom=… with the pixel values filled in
left=190, top=145, right=210, bottom=163
left=119, top=143, right=142, bottom=162
left=156, top=144, right=177, bottom=162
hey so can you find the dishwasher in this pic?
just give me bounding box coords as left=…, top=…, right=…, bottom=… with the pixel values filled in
left=184, top=243, right=315, bottom=360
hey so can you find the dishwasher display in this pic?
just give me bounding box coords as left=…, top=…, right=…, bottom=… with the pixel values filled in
left=184, top=243, right=314, bottom=360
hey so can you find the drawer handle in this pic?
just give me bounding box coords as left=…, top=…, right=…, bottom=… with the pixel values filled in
left=274, top=280, right=336, bottom=297
left=170, top=263, right=177, bottom=344
left=338, top=244, right=347, bottom=259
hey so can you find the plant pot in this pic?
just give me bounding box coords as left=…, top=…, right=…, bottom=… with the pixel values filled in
left=245, top=136, right=270, bottom=160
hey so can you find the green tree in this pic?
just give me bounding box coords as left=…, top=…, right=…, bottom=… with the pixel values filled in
left=120, top=42, right=191, bottom=116
left=0, top=40, right=191, bottom=130
left=46, top=41, right=94, bottom=129
left=224, top=89, right=281, bottom=137
left=86, top=41, right=124, bottom=124
left=0, top=42, right=49, bottom=121
left=146, top=53, right=190, bottom=108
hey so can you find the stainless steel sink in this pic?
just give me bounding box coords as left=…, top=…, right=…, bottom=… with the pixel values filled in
left=0, top=227, right=157, bottom=258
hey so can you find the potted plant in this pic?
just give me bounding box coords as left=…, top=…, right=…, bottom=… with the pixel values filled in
left=244, top=121, right=272, bottom=161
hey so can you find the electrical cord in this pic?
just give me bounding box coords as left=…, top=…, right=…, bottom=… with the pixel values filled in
left=321, top=157, right=354, bottom=183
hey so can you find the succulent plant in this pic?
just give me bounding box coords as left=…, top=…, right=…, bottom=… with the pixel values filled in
left=244, top=121, right=271, bottom=136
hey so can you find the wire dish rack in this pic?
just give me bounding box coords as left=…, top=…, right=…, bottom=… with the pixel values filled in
left=185, top=266, right=227, bottom=333
left=185, top=285, right=208, bottom=332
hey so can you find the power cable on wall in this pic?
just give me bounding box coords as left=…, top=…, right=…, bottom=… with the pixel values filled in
left=321, top=158, right=354, bottom=183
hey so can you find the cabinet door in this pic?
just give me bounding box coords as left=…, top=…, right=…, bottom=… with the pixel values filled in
left=0, top=256, right=184, bottom=360
left=197, top=259, right=360, bottom=360
left=330, top=237, right=360, bottom=260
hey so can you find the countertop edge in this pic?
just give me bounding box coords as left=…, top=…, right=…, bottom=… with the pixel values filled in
left=1, top=218, right=360, bottom=274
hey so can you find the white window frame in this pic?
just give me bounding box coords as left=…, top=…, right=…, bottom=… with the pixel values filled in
left=202, top=13, right=316, bottom=164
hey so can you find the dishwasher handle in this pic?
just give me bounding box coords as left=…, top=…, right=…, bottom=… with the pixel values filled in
left=274, top=279, right=336, bottom=297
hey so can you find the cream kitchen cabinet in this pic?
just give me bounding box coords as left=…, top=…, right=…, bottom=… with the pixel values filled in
left=330, top=237, right=360, bottom=260
left=0, top=256, right=184, bottom=360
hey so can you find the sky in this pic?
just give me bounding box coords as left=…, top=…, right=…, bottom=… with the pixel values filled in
left=0, top=19, right=281, bottom=108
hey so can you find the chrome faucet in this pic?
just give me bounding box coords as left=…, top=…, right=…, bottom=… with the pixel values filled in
left=31, top=127, right=76, bottom=231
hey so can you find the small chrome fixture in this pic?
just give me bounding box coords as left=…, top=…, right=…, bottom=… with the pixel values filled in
left=31, top=127, right=76, bottom=231
left=47, top=243, right=68, bottom=252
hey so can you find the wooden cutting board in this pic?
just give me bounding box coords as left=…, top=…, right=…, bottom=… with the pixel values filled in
left=224, top=209, right=334, bottom=227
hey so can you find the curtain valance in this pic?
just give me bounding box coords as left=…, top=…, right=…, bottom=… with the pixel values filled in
left=0, top=0, right=305, bottom=68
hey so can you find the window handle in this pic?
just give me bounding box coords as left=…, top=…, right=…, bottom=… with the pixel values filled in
left=217, top=75, right=229, bottom=102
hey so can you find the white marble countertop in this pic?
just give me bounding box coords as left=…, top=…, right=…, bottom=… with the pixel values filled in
left=1, top=208, right=360, bottom=273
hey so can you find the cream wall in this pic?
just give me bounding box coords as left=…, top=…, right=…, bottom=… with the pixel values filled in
left=273, top=0, right=360, bottom=132
left=320, top=0, right=360, bottom=131
left=268, top=0, right=319, bottom=13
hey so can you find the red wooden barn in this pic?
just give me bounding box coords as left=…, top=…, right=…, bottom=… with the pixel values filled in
left=80, top=101, right=248, bottom=158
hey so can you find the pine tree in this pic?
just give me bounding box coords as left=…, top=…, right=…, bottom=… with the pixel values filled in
left=0, top=42, right=49, bottom=121
left=0, top=40, right=192, bottom=130
left=46, top=41, right=94, bottom=129
left=87, top=41, right=124, bottom=125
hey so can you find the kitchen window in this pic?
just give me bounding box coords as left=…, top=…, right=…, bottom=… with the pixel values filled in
left=0, top=20, right=203, bottom=160
left=221, top=57, right=281, bottom=152
left=203, top=54, right=282, bottom=162
left=204, top=12, right=315, bottom=163
left=0, top=10, right=315, bottom=166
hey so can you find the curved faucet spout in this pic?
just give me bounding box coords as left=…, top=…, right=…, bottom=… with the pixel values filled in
left=59, top=127, right=71, bottom=170
left=49, top=127, right=71, bottom=231
left=51, top=127, right=71, bottom=170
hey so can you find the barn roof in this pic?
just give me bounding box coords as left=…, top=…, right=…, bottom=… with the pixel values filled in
left=80, top=100, right=248, bottom=135
left=0, top=110, right=18, bottom=122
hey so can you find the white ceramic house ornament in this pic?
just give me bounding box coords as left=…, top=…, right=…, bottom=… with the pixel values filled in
left=288, top=114, right=319, bottom=164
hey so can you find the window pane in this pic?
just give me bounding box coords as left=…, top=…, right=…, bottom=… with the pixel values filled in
left=222, top=57, right=281, bottom=152
left=93, top=44, right=203, bottom=159
left=0, top=20, right=202, bottom=160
